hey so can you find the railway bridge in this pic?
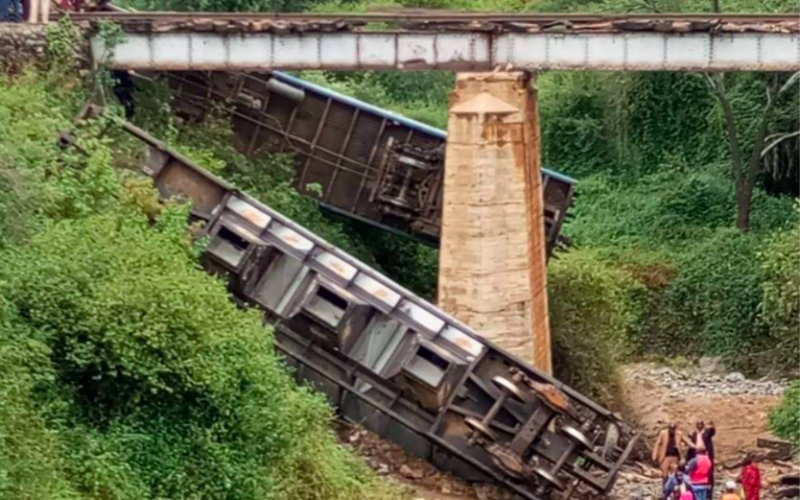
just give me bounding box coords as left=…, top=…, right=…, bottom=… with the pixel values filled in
left=31, top=13, right=797, bottom=500
left=74, top=11, right=800, bottom=373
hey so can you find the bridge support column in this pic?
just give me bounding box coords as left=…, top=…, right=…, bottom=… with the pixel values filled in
left=438, top=72, right=552, bottom=374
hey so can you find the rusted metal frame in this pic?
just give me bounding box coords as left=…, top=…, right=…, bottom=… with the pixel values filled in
left=446, top=405, right=518, bottom=435
left=465, top=372, right=529, bottom=425
left=297, top=97, right=333, bottom=192
left=323, top=108, right=360, bottom=205
left=281, top=106, right=300, bottom=155
left=232, top=73, right=247, bottom=100
left=546, top=185, right=574, bottom=249
left=589, top=432, right=639, bottom=493
left=351, top=117, right=388, bottom=212
left=415, top=135, right=444, bottom=223
left=429, top=337, right=488, bottom=434
left=202, top=71, right=215, bottom=101
left=191, top=97, right=377, bottom=179
left=247, top=77, right=273, bottom=156
left=73, top=11, right=799, bottom=21
left=271, top=330, right=542, bottom=500
left=368, top=136, right=394, bottom=203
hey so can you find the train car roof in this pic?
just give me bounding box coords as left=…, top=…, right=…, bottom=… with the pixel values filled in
left=271, top=71, right=576, bottom=185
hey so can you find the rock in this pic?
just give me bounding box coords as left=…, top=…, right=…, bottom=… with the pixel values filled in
left=399, top=464, right=423, bottom=480
left=441, top=483, right=452, bottom=494
left=699, top=356, right=726, bottom=375
left=653, top=367, right=677, bottom=377
left=726, top=372, right=746, bottom=383
left=376, top=463, right=390, bottom=475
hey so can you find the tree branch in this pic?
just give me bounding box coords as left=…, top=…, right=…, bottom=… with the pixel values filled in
left=747, top=71, right=800, bottom=187
left=704, top=72, right=745, bottom=187
left=760, top=130, right=800, bottom=159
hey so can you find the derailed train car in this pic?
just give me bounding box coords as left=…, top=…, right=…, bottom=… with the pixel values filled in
left=160, top=71, right=576, bottom=256
left=88, top=112, right=636, bottom=500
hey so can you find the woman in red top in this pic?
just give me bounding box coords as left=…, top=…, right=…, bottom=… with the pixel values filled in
left=739, top=457, right=762, bottom=500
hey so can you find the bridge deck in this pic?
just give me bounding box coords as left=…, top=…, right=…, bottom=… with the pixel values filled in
left=78, top=13, right=800, bottom=71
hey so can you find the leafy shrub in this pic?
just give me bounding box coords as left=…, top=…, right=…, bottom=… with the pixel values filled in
left=0, top=208, right=396, bottom=500
left=769, top=382, right=800, bottom=447
left=539, top=73, right=619, bottom=176
left=566, top=167, right=735, bottom=248
left=757, top=218, right=800, bottom=374
left=623, top=73, right=719, bottom=170
left=548, top=250, right=644, bottom=405
left=0, top=70, right=399, bottom=500
left=664, top=229, right=765, bottom=357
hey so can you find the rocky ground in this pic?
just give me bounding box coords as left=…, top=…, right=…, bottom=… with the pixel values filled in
left=335, top=421, right=517, bottom=500
left=613, top=361, right=796, bottom=500
left=336, top=361, right=798, bottom=500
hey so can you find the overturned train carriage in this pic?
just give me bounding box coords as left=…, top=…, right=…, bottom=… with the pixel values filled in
left=110, top=117, right=635, bottom=500
left=160, top=70, right=576, bottom=255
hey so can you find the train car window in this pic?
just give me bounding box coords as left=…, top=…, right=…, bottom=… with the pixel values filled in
left=305, top=285, right=348, bottom=328
left=207, top=226, right=250, bottom=268
left=404, top=345, right=448, bottom=388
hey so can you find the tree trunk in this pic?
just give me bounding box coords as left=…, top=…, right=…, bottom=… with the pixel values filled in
left=735, top=182, right=753, bottom=231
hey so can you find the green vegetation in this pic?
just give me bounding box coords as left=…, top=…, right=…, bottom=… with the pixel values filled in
left=0, top=60, right=402, bottom=500
left=548, top=251, right=644, bottom=401
left=769, top=382, right=800, bottom=448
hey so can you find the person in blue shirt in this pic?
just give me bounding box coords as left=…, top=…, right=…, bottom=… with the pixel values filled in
left=664, top=466, right=695, bottom=500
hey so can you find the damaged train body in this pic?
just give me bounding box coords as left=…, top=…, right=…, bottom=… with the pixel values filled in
left=100, top=114, right=636, bottom=500
left=160, top=70, right=576, bottom=255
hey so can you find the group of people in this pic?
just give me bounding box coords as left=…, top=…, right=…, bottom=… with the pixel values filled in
left=0, top=0, right=84, bottom=23
left=653, top=421, right=762, bottom=500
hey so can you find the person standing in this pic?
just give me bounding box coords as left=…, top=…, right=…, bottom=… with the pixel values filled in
left=26, top=0, right=48, bottom=23
left=687, top=446, right=713, bottom=500
left=653, top=423, right=686, bottom=484
left=739, top=457, right=762, bottom=500
left=686, top=420, right=716, bottom=498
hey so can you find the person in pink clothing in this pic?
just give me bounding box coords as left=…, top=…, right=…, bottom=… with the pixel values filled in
left=687, top=446, right=713, bottom=500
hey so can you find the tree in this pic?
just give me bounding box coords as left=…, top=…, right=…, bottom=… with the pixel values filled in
left=703, top=71, right=800, bottom=232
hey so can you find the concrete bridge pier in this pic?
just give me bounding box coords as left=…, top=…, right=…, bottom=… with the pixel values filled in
left=438, top=72, right=552, bottom=374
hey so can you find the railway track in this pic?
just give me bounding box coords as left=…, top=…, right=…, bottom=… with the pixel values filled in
left=70, top=11, right=800, bottom=33
left=70, top=12, right=800, bottom=21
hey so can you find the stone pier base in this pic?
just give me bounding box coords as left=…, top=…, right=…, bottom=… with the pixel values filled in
left=438, top=72, right=552, bottom=374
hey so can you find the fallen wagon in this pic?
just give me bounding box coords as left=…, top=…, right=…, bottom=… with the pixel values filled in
left=160, top=70, right=576, bottom=256
left=67, top=107, right=637, bottom=500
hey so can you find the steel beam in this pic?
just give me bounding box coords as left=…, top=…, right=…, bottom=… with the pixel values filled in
left=92, top=31, right=799, bottom=72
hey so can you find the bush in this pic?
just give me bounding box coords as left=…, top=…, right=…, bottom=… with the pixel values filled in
left=548, top=250, right=644, bottom=405
left=664, top=229, right=765, bottom=357
left=758, top=218, right=800, bottom=374
left=0, top=70, right=399, bottom=500
left=769, top=382, right=800, bottom=448
left=0, top=208, right=396, bottom=500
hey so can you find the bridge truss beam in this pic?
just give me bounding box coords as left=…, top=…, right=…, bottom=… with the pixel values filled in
left=92, top=29, right=799, bottom=72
